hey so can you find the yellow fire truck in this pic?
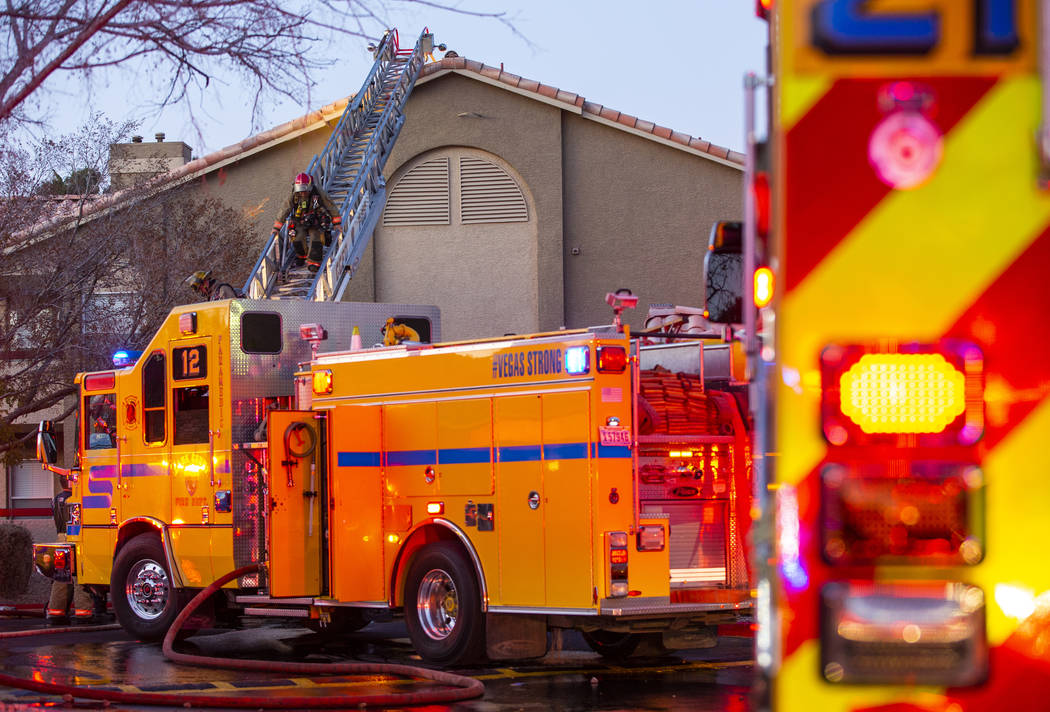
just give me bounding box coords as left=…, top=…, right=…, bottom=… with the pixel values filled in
left=727, top=0, right=1050, bottom=710
left=34, top=296, right=754, bottom=664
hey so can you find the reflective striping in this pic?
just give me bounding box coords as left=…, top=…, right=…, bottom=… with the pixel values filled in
left=438, top=447, right=492, bottom=464
left=783, top=76, right=997, bottom=293
left=947, top=226, right=1050, bottom=449
left=336, top=451, right=380, bottom=467
left=780, top=76, right=1050, bottom=487
left=497, top=445, right=543, bottom=462
left=385, top=449, right=436, bottom=467
left=976, top=396, right=1050, bottom=646
left=335, top=442, right=631, bottom=467
left=543, top=443, right=587, bottom=460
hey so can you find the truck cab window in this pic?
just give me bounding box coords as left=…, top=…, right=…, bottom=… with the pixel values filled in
left=84, top=394, right=117, bottom=450
left=143, top=352, right=166, bottom=444
left=173, top=385, right=209, bottom=445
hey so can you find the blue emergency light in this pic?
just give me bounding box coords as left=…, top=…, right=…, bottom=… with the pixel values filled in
left=112, top=350, right=143, bottom=367
left=565, top=346, right=590, bottom=375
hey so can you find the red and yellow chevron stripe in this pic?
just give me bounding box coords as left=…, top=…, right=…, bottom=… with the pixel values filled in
left=772, top=2, right=1050, bottom=710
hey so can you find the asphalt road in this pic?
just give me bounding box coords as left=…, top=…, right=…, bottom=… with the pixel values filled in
left=0, top=615, right=753, bottom=711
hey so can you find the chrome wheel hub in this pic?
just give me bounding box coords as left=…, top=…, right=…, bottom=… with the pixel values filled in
left=127, top=559, right=169, bottom=620
left=417, top=568, right=458, bottom=640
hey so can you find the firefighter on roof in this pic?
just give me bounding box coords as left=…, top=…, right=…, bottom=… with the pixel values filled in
left=272, top=172, right=341, bottom=273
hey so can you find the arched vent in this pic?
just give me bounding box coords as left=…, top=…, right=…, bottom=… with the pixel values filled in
left=459, top=157, right=528, bottom=224
left=383, top=157, right=450, bottom=225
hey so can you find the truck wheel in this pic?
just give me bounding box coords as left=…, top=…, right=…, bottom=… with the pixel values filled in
left=581, top=630, right=643, bottom=658
left=111, top=534, right=181, bottom=642
left=404, top=542, right=485, bottom=665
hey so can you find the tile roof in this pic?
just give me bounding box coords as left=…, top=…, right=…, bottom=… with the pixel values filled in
left=418, top=57, right=745, bottom=166
left=165, top=54, right=743, bottom=185
left=18, top=56, right=742, bottom=241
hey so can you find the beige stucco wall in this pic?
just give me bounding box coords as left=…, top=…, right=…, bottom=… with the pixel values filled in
left=560, top=115, right=743, bottom=330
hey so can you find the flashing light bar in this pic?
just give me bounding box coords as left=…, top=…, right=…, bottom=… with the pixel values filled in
left=112, top=350, right=143, bottom=367
left=821, top=341, right=984, bottom=447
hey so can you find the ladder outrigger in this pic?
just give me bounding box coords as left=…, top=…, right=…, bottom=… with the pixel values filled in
left=243, top=28, right=433, bottom=300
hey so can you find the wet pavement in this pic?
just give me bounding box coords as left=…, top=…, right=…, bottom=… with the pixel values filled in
left=0, top=616, right=753, bottom=710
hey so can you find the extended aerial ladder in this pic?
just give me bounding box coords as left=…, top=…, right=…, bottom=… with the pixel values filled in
left=243, top=28, right=435, bottom=301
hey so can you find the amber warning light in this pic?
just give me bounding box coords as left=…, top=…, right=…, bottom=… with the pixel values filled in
left=821, top=342, right=983, bottom=447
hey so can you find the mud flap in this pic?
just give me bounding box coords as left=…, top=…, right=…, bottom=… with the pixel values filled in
left=485, top=613, right=547, bottom=660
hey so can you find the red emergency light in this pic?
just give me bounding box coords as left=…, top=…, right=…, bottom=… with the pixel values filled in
left=597, top=346, right=627, bottom=373
left=83, top=372, right=115, bottom=391
left=756, top=0, right=773, bottom=20
left=820, top=340, right=984, bottom=447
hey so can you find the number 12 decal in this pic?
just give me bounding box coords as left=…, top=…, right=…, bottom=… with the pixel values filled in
left=812, top=0, right=1018, bottom=56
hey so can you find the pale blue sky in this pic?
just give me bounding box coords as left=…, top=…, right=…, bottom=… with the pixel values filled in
left=47, top=1, right=768, bottom=158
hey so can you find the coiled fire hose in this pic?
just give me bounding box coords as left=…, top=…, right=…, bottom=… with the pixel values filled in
left=0, top=564, right=485, bottom=707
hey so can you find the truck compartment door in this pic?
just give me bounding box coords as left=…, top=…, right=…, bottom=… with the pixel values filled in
left=329, top=404, right=385, bottom=602
left=267, top=410, right=322, bottom=597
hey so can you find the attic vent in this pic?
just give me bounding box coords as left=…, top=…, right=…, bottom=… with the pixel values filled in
left=383, top=157, right=450, bottom=225
left=459, top=157, right=528, bottom=224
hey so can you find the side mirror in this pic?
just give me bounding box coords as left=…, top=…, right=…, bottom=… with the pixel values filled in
left=703, top=221, right=744, bottom=325
left=37, top=421, right=58, bottom=465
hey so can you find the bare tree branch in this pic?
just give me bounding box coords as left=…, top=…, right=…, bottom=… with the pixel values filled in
left=0, top=0, right=520, bottom=132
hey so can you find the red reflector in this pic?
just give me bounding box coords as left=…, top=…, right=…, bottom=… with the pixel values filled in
left=54, top=550, right=67, bottom=569
left=83, top=372, right=115, bottom=391
left=821, top=463, right=983, bottom=566
left=610, top=549, right=628, bottom=564
left=597, top=346, right=627, bottom=373
left=821, top=341, right=983, bottom=447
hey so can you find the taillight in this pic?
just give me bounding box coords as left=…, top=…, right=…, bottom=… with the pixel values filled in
left=53, top=549, right=67, bottom=570
left=822, top=463, right=984, bottom=566
left=312, top=369, right=333, bottom=395
left=821, top=581, right=987, bottom=686
left=608, top=531, right=628, bottom=597
left=597, top=346, right=627, bottom=373
left=821, top=341, right=983, bottom=446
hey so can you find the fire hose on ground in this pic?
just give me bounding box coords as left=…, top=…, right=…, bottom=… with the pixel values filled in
left=0, top=564, right=486, bottom=707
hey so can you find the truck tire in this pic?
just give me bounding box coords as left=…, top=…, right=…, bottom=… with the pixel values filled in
left=404, top=542, right=485, bottom=665
left=111, top=534, right=181, bottom=642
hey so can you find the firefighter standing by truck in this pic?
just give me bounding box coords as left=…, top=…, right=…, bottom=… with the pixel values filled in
left=271, top=172, right=341, bottom=272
